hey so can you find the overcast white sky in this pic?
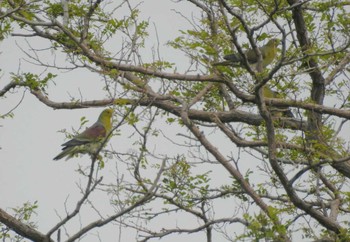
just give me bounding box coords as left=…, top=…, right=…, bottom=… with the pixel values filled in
left=0, top=1, right=226, bottom=241
left=2, top=1, right=346, bottom=241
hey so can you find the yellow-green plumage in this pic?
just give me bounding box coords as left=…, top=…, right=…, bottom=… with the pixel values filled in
left=213, top=39, right=280, bottom=69
left=262, top=86, right=293, bottom=118
left=262, top=85, right=279, bottom=98
left=53, top=108, right=113, bottom=160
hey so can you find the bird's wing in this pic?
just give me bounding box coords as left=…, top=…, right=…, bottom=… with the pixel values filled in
left=223, top=53, right=241, bottom=62
left=244, top=49, right=259, bottom=64
left=61, top=122, right=106, bottom=148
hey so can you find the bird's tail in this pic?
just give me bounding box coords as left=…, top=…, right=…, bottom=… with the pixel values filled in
left=53, top=147, right=75, bottom=161
left=282, top=109, right=294, bottom=118
left=270, top=107, right=294, bottom=118
left=212, top=61, right=240, bottom=67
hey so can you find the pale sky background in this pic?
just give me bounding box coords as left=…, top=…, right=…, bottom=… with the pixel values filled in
left=1, top=0, right=345, bottom=241
left=0, top=1, right=236, bottom=241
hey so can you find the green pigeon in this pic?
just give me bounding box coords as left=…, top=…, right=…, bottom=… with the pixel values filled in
left=262, top=86, right=294, bottom=118
left=53, top=108, right=113, bottom=160
left=213, top=39, right=280, bottom=69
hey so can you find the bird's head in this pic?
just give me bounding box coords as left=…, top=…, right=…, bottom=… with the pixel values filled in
left=98, top=108, right=113, bottom=122
left=100, top=108, right=113, bottom=118
left=267, top=38, right=280, bottom=47
left=98, top=108, right=113, bottom=132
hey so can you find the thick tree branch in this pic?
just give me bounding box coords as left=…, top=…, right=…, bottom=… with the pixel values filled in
left=0, top=208, right=53, bottom=242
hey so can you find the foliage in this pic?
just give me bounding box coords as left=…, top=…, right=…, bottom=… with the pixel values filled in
left=0, top=0, right=350, bottom=241
left=0, top=201, right=38, bottom=241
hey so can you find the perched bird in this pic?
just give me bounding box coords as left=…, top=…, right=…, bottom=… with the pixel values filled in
left=262, top=85, right=294, bottom=118
left=53, top=108, right=113, bottom=160
left=213, top=38, right=280, bottom=69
